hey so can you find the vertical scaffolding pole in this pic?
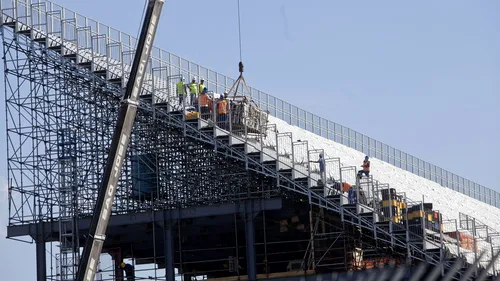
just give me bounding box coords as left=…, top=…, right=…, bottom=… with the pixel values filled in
left=232, top=211, right=241, bottom=278
left=309, top=208, right=316, bottom=270
left=422, top=196, right=427, bottom=262
left=262, top=210, right=268, bottom=276
left=473, top=218, right=478, bottom=276
left=404, top=193, right=411, bottom=265
left=439, top=211, right=444, bottom=276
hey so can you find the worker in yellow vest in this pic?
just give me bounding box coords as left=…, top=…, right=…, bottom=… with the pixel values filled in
left=176, top=77, right=186, bottom=106
left=188, top=77, right=198, bottom=106
left=198, top=78, right=206, bottom=94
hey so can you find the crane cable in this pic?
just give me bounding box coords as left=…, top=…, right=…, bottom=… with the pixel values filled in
left=136, top=0, right=148, bottom=43
left=226, top=0, right=247, bottom=98
left=237, top=0, right=243, bottom=65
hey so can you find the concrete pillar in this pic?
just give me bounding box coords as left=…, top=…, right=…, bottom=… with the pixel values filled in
left=35, top=239, right=46, bottom=281
left=35, top=222, right=47, bottom=281
left=164, top=221, right=175, bottom=281
left=245, top=214, right=256, bottom=280
left=243, top=201, right=257, bottom=281
left=109, top=249, right=123, bottom=281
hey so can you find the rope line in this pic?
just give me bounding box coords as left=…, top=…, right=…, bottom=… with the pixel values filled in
left=135, top=0, right=148, bottom=47
left=237, top=0, right=243, bottom=62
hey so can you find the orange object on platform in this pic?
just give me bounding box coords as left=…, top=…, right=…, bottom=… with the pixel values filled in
left=445, top=231, right=476, bottom=251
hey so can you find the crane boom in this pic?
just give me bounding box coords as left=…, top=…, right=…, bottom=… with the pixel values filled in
left=76, top=1, right=165, bottom=281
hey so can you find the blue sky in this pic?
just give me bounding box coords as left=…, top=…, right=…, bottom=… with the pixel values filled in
left=0, top=0, right=498, bottom=280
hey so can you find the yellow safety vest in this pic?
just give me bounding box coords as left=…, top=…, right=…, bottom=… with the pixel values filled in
left=198, top=83, right=205, bottom=93
left=188, top=83, right=198, bottom=95
left=176, top=82, right=185, bottom=95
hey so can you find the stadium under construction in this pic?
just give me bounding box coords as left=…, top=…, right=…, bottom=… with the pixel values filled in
left=2, top=1, right=500, bottom=281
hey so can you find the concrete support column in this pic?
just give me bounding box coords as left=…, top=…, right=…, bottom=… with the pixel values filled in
left=243, top=201, right=257, bottom=281
left=245, top=214, right=256, bottom=280
left=34, top=222, right=47, bottom=281
left=164, top=221, right=175, bottom=281
left=109, top=249, right=123, bottom=281
left=35, top=238, right=46, bottom=281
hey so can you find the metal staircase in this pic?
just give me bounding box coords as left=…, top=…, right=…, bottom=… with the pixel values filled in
left=0, top=0, right=489, bottom=279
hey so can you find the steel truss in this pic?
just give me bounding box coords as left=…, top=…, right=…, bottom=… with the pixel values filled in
left=3, top=26, right=283, bottom=225
left=2, top=1, right=500, bottom=280
left=1, top=23, right=400, bottom=281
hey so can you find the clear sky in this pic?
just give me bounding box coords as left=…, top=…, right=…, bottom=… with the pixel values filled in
left=0, top=0, right=498, bottom=280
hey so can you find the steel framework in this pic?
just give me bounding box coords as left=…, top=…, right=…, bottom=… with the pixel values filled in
left=1, top=1, right=500, bottom=281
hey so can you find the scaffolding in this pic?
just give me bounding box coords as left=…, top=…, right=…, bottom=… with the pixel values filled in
left=57, top=128, right=80, bottom=281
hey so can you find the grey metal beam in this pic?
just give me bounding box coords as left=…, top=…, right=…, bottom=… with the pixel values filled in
left=36, top=240, right=47, bottom=281
left=35, top=220, right=47, bottom=281
left=245, top=212, right=256, bottom=281
left=36, top=241, right=46, bottom=281
left=7, top=198, right=283, bottom=239
left=164, top=221, right=175, bottom=281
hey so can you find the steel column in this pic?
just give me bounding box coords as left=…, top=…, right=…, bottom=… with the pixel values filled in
left=244, top=202, right=257, bottom=281
left=35, top=230, right=47, bottom=281
left=164, top=221, right=175, bottom=281
left=109, top=250, right=123, bottom=281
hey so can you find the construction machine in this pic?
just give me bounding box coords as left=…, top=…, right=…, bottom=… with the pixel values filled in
left=75, top=1, right=165, bottom=281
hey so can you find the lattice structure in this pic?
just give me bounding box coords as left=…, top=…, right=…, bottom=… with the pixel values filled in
left=1, top=1, right=499, bottom=281
left=57, top=128, right=79, bottom=281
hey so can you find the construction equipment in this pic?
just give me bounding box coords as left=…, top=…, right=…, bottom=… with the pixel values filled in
left=226, top=62, right=269, bottom=134
left=75, top=1, right=165, bottom=281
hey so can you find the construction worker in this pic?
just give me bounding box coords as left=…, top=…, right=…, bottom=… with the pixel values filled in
left=176, top=76, right=186, bottom=106
left=188, top=77, right=198, bottom=106
left=217, top=93, right=229, bottom=129
left=348, top=186, right=357, bottom=204
left=120, top=262, right=135, bottom=281
left=198, top=87, right=211, bottom=119
left=332, top=180, right=351, bottom=194
left=342, top=182, right=352, bottom=193
left=348, top=185, right=368, bottom=205
left=310, top=154, right=325, bottom=186
left=357, top=156, right=370, bottom=179
left=198, top=78, right=206, bottom=94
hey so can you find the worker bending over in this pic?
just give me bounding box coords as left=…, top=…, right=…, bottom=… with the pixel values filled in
left=120, top=262, right=135, bottom=281
left=332, top=181, right=352, bottom=195
left=357, top=156, right=370, bottom=179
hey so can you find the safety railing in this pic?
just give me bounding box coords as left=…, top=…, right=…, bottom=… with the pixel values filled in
left=1, top=0, right=497, bottom=209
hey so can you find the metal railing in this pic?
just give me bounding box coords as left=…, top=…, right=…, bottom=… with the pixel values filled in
left=1, top=0, right=497, bottom=209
